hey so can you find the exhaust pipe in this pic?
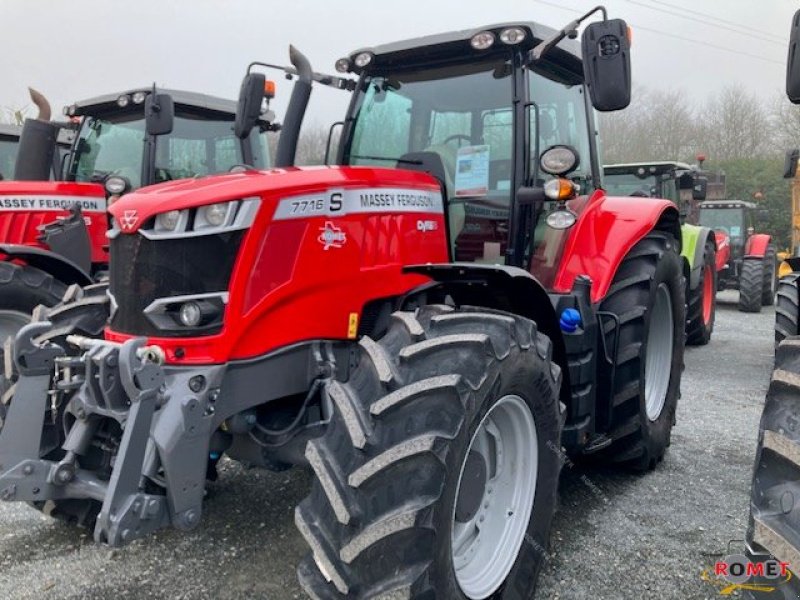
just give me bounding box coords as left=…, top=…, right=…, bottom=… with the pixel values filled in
left=274, top=45, right=313, bottom=168
left=13, top=86, right=58, bottom=181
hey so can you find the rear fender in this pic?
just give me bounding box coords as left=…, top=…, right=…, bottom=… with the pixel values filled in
left=0, top=244, right=92, bottom=286
left=745, top=233, right=772, bottom=258
left=714, top=231, right=731, bottom=271
left=404, top=263, right=569, bottom=406
left=681, top=224, right=716, bottom=290
left=552, top=191, right=681, bottom=303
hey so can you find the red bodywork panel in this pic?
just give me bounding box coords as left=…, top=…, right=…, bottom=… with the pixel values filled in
left=714, top=231, right=731, bottom=271
left=745, top=233, right=771, bottom=258
left=107, top=167, right=448, bottom=364
left=551, top=189, right=678, bottom=303
left=0, top=181, right=108, bottom=265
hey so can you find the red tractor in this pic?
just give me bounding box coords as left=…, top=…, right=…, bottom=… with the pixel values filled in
left=0, top=10, right=686, bottom=598
left=697, top=200, right=775, bottom=312
left=0, top=87, right=272, bottom=345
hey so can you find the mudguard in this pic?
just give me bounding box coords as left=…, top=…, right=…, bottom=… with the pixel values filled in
left=714, top=231, right=731, bottom=272
left=746, top=233, right=772, bottom=258
left=552, top=190, right=681, bottom=303
left=0, top=244, right=92, bottom=286
left=681, top=224, right=716, bottom=290
left=404, top=262, right=569, bottom=406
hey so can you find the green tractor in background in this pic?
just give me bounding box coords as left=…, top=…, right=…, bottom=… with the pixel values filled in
left=604, top=161, right=716, bottom=344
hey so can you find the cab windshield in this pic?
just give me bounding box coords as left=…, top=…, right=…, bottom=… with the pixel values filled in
left=0, top=138, right=19, bottom=180
left=699, top=207, right=746, bottom=239
left=70, top=113, right=269, bottom=189
left=604, top=171, right=679, bottom=203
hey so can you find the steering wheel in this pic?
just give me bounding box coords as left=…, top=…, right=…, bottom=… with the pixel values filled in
left=443, top=134, right=472, bottom=147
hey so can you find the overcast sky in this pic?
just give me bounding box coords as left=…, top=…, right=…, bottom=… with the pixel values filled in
left=2, top=0, right=795, bottom=129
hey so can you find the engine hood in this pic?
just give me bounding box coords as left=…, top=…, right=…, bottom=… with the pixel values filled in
left=108, top=166, right=441, bottom=231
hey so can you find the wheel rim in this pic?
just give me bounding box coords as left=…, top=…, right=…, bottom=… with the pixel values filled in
left=0, top=309, right=30, bottom=348
left=451, top=394, right=538, bottom=600
left=645, top=283, right=673, bottom=421
left=702, top=265, right=714, bottom=325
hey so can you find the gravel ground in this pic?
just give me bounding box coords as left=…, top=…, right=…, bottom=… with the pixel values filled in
left=0, top=290, right=774, bottom=599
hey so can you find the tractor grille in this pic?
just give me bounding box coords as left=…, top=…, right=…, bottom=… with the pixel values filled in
left=109, top=230, right=244, bottom=337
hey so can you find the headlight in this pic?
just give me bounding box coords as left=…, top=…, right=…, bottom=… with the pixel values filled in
left=116, top=94, right=130, bottom=108
left=155, top=210, right=182, bottom=231
left=499, top=27, right=526, bottom=45
left=132, top=91, right=147, bottom=104
left=200, top=203, right=228, bottom=227
left=335, top=58, right=351, bottom=73
left=546, top=209, right=577, bottom=230
left=354, top=52, right=373, bottom=68
left=104, top=175, right=129, bottom=196
left=179, top=302, right=202, bottom=327
left=540, top=145, right=580, bottom=176
left=471, top=31, right=495, bottom=50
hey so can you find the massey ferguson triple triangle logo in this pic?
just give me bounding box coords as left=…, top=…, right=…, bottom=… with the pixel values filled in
left=120, top=210, right=138, bottom=231
left=318, top=221, right=346, bottom=250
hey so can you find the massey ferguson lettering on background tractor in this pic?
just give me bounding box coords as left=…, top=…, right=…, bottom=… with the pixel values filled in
left=0, top=9, right=687, bottom=598
left=0, top=87, right=272, bottom=346
left=604, top=161, right=718, bottom=344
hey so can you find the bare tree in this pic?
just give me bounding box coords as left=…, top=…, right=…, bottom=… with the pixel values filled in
left=697, top=85, right=772, bottom=161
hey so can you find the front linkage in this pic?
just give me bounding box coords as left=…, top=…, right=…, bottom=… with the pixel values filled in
left=0, top=323, right=225, bottom=546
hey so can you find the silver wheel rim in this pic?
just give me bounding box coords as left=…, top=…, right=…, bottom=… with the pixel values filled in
left=451, top=394, right=538, bottom=600
left=0, top=309, right=30, bottom=348
left=645, top=283, right=673, bottom=421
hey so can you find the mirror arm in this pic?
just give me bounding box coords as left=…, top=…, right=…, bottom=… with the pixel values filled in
left=529, top=5, right=608, bottom=62
left=247, top=61, right=356, bottom=91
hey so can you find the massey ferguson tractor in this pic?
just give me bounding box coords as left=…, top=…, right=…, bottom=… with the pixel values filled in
left=743, top=10, right=800, bottom=597
left=0, top=124, right=21, bottom=181
left=0, top=87, right=272, bottom=346
left=0, top=10, right=687, bottom=599
left=698, top=199, right=776, bottom=313
left=604, top=161, right=718, bottom=344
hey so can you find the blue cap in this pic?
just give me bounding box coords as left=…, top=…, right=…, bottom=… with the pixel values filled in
left=559, top=308, right=582, bottom=333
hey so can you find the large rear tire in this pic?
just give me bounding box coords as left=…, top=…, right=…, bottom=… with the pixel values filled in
left=745, top=338, right=800, bottom=598
left=739, top=258, right=764, bottom=313
left=0, top=262, right=67, bottom=347
left=775, top=273, right=800, bottom=349
left=762, top=244, right=777, bottom=306
left=296, top=305, right=562, bottom=599
left=686, top=239, right=716, bottom=346
left=596, top=231, right=684, bottom=470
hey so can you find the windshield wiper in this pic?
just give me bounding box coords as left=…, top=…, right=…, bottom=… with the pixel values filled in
left=350, top=154, right=422, bottom=165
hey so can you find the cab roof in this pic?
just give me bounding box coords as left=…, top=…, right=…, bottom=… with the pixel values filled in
left=699, top=200, right=757, bottom=209
left=347, top=22, right=582, bottom=83
left=0, top=124, right=21, bottom=140
left=65, top=88, right=239, bottom=119
left=604, top=161, right=695, bottom=175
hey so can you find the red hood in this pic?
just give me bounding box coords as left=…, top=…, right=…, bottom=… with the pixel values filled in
left=108, top=166, right=441, bottom=231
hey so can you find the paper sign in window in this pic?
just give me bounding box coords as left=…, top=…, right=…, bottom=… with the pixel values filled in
left=455, top=145, right=490, bottom=198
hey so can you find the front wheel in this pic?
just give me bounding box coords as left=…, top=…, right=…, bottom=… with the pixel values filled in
left=775, top=273, right=800, bottom=349
left=296, top=305, right=563, bottom=599
left=762, top=244, right=777, bottom=306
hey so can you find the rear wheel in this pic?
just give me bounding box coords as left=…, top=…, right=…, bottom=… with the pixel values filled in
left=762, top=244, right=777, bottom=306
left=775, top=273, right=800, bottom=349
left=0, top=262, right=66, bottom=346
left=686, top=239, right=716, bottom=346
left=739, top=258, right=764, bottom=313
left=296, top=305, right=562, bottom=599
left=596, top=231, right=684, bottom=470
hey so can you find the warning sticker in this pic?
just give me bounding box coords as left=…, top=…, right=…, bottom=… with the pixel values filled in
left=0, top=195, right=107, bottom=213
left=454, top=145, right=490, bottom=198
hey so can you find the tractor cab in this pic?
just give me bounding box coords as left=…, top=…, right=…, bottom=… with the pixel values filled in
left=698, top=200, right=759, bottom=253
left=0, top=125, right=21, bottom=181
left=334, top=21, right=617, bottom=282
left=603, top=161, right=706, bottom=209
left=62, top=88, right=272, bottom=194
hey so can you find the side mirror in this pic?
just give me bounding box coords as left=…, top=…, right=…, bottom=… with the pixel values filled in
left=145, top=93, right=174, bottom=136
left=581, top=19, right=631, bottom=111
left=235, top=73, right=266, bottom=140
left=785, top=149, right=799, bottom=179
left=692, top=176, right=707, bottom=201
left=788, top=9, right=800, bottom=103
